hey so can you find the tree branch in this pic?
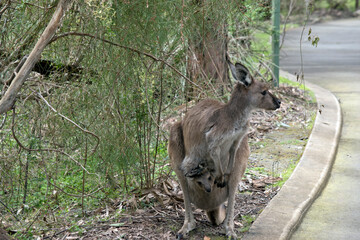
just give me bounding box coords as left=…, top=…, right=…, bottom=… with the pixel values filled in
left=0, top=199, right=20, bottom=221
left=10, top=108, right=96, bottom=176
left=0, top=112, right=6, bottom=129
left=0, top=0, right=73, bottom=115
left=37, top=92, right=100, bottom=154
left=0, top=0, right=11, bottom=19
left=50, top=182, right=103, bottom=198
left=280, top=0, right=295, bottom=49
left=49, top=31, right=200, bottom=89
left=12, top=0, right=56, bottom=10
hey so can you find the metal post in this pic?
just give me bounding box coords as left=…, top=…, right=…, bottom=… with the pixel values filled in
left=272, top=0, right=280, bottom=87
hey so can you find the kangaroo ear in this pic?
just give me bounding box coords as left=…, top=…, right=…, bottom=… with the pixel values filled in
left=182, top=160, right=206, bottom=178
left=227, top=57, right=252, bottom=87
left=184, top=165, right=204, bottom=178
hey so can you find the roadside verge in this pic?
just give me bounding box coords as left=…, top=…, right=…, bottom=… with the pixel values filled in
left=242, top=70, right=342, bottom=240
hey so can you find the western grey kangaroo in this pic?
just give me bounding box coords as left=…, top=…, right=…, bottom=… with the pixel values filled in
left=168, top=58, right=281, bottom=239
left=181, top=58, right=281, bottom=187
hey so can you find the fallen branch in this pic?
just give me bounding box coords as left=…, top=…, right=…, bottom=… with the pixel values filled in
left=0, top=0, right=73, bottom=115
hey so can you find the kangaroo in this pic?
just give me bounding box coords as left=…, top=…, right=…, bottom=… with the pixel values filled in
left=168, top=121, right=249, bottom=239
left=181, top=58, right=281, bottom=187
left=168, top=58, right=281, bottom=239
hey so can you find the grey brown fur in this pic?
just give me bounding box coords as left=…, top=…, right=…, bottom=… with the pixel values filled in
left=168, top=58, right=281, bottom=239
left=181, top=59, right=281, bottom=187
left=168, top=122, right=249, bottom=239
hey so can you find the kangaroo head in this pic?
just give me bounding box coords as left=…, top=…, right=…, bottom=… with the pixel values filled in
left=227, top=58, right=281, bottom=110
left=193, top=170, right=215, bottom=193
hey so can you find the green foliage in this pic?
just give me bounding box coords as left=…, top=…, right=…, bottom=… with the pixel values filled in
left=316, top=0, right=356, bottom=10
left=272, top=162, right=298, bottom=188
left=0, top=1, right=282, bottom=237
left=239, top=215, right=256, bottom=233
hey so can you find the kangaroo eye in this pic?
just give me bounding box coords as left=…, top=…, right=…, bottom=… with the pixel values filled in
left=261, top=90, right=267, bottom=96
left=208, top=176, right=212, bottom=181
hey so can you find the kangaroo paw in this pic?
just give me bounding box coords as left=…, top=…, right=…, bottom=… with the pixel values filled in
left=215, top=175, right=228, bottom=188
left=217, top=181, right=226, bottom=188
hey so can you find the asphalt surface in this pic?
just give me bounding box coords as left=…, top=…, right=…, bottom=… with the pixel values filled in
left=281, top=18, right=360, bottom=239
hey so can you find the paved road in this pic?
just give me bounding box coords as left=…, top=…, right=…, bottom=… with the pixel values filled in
left=281, top=18, right=360, bottom=239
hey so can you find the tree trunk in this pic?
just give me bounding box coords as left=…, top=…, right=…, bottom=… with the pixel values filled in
left=0, top=0, right=73, bottom=115
left=186, top=1, right=229, bottom=100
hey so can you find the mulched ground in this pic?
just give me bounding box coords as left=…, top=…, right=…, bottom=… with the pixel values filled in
left=46, top=177, right=281, bottom=240
left=1, top=84, right=316, bottom=240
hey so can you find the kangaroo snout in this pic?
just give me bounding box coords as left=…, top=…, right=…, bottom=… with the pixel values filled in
left=204, top=185, right=212, bottom=193
left=266, top=91, right=281, bottom=110
left=273, top=96, right=281, bottom=109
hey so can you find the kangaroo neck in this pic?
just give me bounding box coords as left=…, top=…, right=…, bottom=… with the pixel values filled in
left=223, top=84, right=252, bottom=121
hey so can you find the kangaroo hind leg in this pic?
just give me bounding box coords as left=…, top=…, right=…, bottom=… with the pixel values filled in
left=168, top=122, right=196, bottom=238
left=206, top=204, right=226, bottom=226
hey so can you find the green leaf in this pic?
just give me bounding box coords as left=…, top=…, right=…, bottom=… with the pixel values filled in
left=109, top=223, right=125, bottom=227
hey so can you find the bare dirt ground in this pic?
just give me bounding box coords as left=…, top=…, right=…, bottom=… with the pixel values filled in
left=24, top=84, right=315, bottom=240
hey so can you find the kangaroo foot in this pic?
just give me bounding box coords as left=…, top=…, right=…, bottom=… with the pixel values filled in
left=224, top=221, right=237, bottom=239
left=226, top=230, right=238, bottom=240
left=177, top=219, right=196, bottom=239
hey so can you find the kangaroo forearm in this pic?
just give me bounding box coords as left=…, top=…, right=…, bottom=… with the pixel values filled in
left=209, top=147, right=224, bottom=177
left=226, top=151, right=235, bottom=175
left=226, top=138, right=240, bottom=174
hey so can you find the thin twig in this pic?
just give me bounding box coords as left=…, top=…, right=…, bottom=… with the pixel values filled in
left=37, top=92, right=100, bottom=155
left=0, top=199, right=20, bottom=221
left=25, top=208, right=42, bottom=232
left=0, top=112, right=7, bottom=129
left=280, top=0, right=296, bottom=49
left=49, top=31, right=200, bottom=89
left=82, top=136, right=88, bottom=217
left=0, top=0, right=11, bottom=18
left=49, top=181, right=103, bottom=198
left=299, top=6, right=312, bottom=122
left=10, top=108, right=95, bottom=176
left=12, top=0, right=55, bottom=10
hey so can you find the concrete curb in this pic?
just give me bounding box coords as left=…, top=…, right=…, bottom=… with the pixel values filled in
left=242, top=70, right=342, bottom=240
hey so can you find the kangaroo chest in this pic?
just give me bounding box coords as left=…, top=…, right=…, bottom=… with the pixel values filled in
left=206, top=123, right=248, bottom=158
left=220, top=127, right=246, bottom=153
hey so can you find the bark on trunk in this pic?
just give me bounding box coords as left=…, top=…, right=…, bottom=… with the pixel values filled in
left=186, top=1, right=229, bottom=100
